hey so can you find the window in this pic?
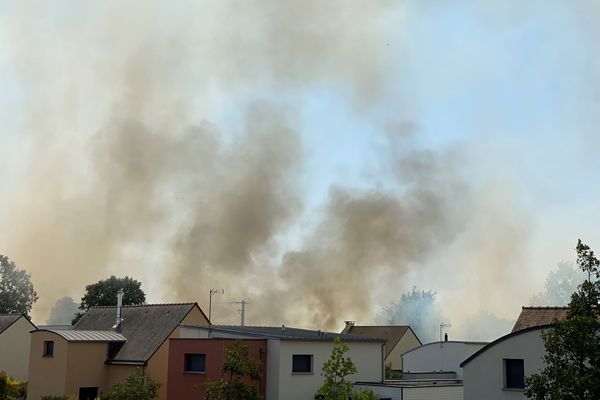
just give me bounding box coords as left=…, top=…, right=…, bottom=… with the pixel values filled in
left=79, top=387, right=98, bottom=400
left=184, top=353, right=206, bottom=373
left=504, top=359, right=524, bottom=389
left=43, top=341, right=54, bottom=357
left=292, top=354, right=313, bottom=373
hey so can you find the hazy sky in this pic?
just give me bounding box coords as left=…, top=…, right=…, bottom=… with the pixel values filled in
left=1, top=1, right=599, bottom=334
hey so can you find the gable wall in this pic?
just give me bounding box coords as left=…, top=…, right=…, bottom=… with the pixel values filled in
left=388, top=330, right=421, bottom=370
left=0, top=316, right=34, bottom=380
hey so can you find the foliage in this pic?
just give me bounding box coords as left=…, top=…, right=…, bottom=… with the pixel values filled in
left=204, top=340, right=262, bottom=400
left=46, top=296, right=79, bottom=325
left=384, top=362, right=402, bottom=379
left=352, top=389, right=379, bottom=400
left=73, top=275, right=145, bottom=324
left=101, top=368, right=160, bottom=400
left=40, top=396, right=74, bottom=400
left=376, top=287, right=444, bottom=343
left=0, top=255, right=38, bottom=316
left=530, top=261, right=587, bottom=306
left=525, top=239, right=600, bottom=399
left=316, top=337, right=357, bottom=400
left=0, top=372, right=26, bottom=400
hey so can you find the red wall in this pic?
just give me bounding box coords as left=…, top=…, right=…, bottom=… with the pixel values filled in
left=167, top=338, right=267, bottom=400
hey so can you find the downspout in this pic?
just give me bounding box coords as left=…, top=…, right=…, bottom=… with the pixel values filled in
left=381, top=342, right=385, bottom=382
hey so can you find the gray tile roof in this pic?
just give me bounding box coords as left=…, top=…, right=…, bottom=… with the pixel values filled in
left=73, top=303, right=198, bottom=362
left=40, top=329, right=126, bottom=342
left=0, top=314, right=21, bottom=334
left=341, top=325, right=419, bottom=358
left=512, top=307, right=569, bottom=332
left=191, top=325, right=385, bottom=342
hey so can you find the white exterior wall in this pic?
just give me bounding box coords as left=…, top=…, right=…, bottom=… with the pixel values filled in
left=387, top=330, right=421, bottom=370
left=463, top=328, right=546, bottom=400
left=276, top=341, right=383, bottom=400
left=354, top=384, right=463, bottom=400
left=265, top=339, right=280, bottom=400
left=402, top=341, right=486, bottom=379
left=0, top=316, right=35, bottom=380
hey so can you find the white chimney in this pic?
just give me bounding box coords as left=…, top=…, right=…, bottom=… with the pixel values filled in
left=113, top=289, right=124, bottom=332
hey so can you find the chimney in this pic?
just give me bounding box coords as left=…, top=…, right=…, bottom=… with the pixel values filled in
left=281, top=324, right=286, bottom=333
left=113, top=289, right=124, bottom=333
left=444, top=333, right=448, bottom=342
left=343, top=320, right=355, bottom=333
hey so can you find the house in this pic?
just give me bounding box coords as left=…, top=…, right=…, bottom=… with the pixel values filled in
left=179, top=324, right=386, bottom=400
left=0, top=314, right=36, bottom=380
left=460, top=325, right=548, bottom=400
left=354, top=379, right=464, bottom=400
left=167, top=338, right=268, bottom=399
left=401, top=339, right=488, bottom=379
left=27, top=303, right=208, bottom=400
left=459, top=307, right=569, bottom=400
left=341, top=321, right=421, bottom=370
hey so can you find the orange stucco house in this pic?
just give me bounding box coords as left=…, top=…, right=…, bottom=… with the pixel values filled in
left=27, top=303, right=208, bottom=400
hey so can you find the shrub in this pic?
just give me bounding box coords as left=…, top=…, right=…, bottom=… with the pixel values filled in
left=352, top=389, right=379, bottom=400
left=101, top=368, right=160, bottom=400
left=0, top=371, right=26, bottom=400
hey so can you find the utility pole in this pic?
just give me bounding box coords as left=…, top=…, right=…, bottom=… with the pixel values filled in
left=208, top=288, right=224, bottom=325
left=233, top=300, right=248, bottom=326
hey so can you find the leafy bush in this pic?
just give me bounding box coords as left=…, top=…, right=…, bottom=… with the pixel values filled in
left=41, top=396, right=74, bottom=400
left=101, top=368, right=160, bottom=400
left=352, top=389, right=379, bottom=400
left=0, top=371, right=26, bottom=400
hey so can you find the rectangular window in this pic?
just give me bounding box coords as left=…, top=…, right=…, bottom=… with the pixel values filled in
left=79, top=387, right=98, bottom=400
left=43, top=341, right=54, bottom=357
left=184, top=353, right=206, bottom=373
left=292, top=354, right=313, bottom=373
left=504, top=359, right=524, bottom=389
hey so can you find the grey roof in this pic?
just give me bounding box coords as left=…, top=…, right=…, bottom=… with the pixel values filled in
left=341, top=325, right=421, bottom=358
left=183, top=324, right=385, bottom=342
left=74, top=303, right=199, bottom=362
left=512, top=307, right=569, bottom=332
left=39, top=329, right=126, bottom=342
left=0, top=314, right=35, bottom=335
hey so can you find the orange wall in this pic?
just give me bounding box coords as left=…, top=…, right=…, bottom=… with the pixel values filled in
left=64, top=342, right=110, bottom=396
left=27, top=332, right=69, bottom=400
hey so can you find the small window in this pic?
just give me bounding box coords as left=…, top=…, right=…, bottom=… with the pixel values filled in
left=504, top=359, right=524, bottom=389
left=184, top=353, right=206, bottom=373
left=43, top=341, right=54, bottom=357
left=292, top=354, right=313, bottom=373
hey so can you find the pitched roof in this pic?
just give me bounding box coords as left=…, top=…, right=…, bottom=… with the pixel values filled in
left=181, top=325, right=385, bottom=342
left=39, top=329, right=126, bottom=342
left=0, top=314, right=35, bottom=335
left=73, top=303, right=198, bottom=362
left=512, top=307, right=569, bottom=332
left=341, top=325, right=420, bottom=357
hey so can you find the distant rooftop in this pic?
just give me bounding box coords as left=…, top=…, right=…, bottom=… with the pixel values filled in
left=512, top=307, right=569, bottom=332
left=180, top=324, right=385, bottom=342
left=0, top=314, right=35, bottom=334
left=341, top=324, right=420, bottom=357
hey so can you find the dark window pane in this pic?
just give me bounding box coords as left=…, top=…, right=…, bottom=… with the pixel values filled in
left=43, top=341, right=54, bottom=357
left=185, top=354, right=206, bottom=372
left=292, top=354, right=312, bottom=373
left=505, top=359, right=524, bottom=389
left=79, top=387, right=98, bottom=400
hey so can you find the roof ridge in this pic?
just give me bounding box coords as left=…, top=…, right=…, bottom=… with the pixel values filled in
left=521, top=306, right=569, bottom=309
left=89, top=302, right=196, bottom=309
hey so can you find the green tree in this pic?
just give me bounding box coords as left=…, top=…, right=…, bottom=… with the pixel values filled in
left=73, top=276, right=145, bottom=323
left=0, top=255, right=38, bottom=316
left=316, top=337, right=357, bottom=400
left=204, top=340, right=262, bottom=400
left=101, top=368, right=160, bottom=400
left=376, top=287, right=444, bottom=342
left=525, top=239, right=600, bottom=399
left=0, top=371, right=26, bottom=400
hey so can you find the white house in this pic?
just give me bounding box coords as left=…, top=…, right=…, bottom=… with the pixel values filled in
left=460, top=325, right=548, bottom=400
left=179, top=324, right=385, bottom=400
left=0, top=314, right=37, bottom=380
left=402, top=340, right=487, bottom=379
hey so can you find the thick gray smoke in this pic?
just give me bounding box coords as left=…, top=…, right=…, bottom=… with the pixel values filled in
left=0, top=1, right=535, bottom=329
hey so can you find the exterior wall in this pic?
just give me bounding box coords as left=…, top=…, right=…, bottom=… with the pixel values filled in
left=265, top=339, right=280, bottom=400
left=166, top=338, right=267, bottom=400
left=388, top=330, right=421, bottom=370
left=106, top=364, right=137, bottom=389
left=463, top=328, right=546, bottom=400
left=402, top=341, right=487, bottom=379
left=146, top=306, right=209, bottom=400
left=64, top=342, right=110, bottom=397
left=0, top=316, right=35, bottom=380
left=27, top=332, right=69, bottom=400
left=355, top=383, right=463, bottom=400
left=276, top=341, right=383, bottom=400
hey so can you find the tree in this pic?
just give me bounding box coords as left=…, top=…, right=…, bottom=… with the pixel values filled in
left=73, top=276, right=145, bottom=323
left=525, top=239, right=600, bottom=399
left=204, top=340, right=262, bottom=400
left=376, top=287, right=444, bottom=343
left=0, top=371, right=26, bottom=400
left=101, top=368, right=160, bottom=400
left=316, top=337, right=357, bottom=400
left=46, top=296, right=79, bottom=325
left=0, top=254, right=38, bottom=316
left=530, top=261, right=587, bottom=306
